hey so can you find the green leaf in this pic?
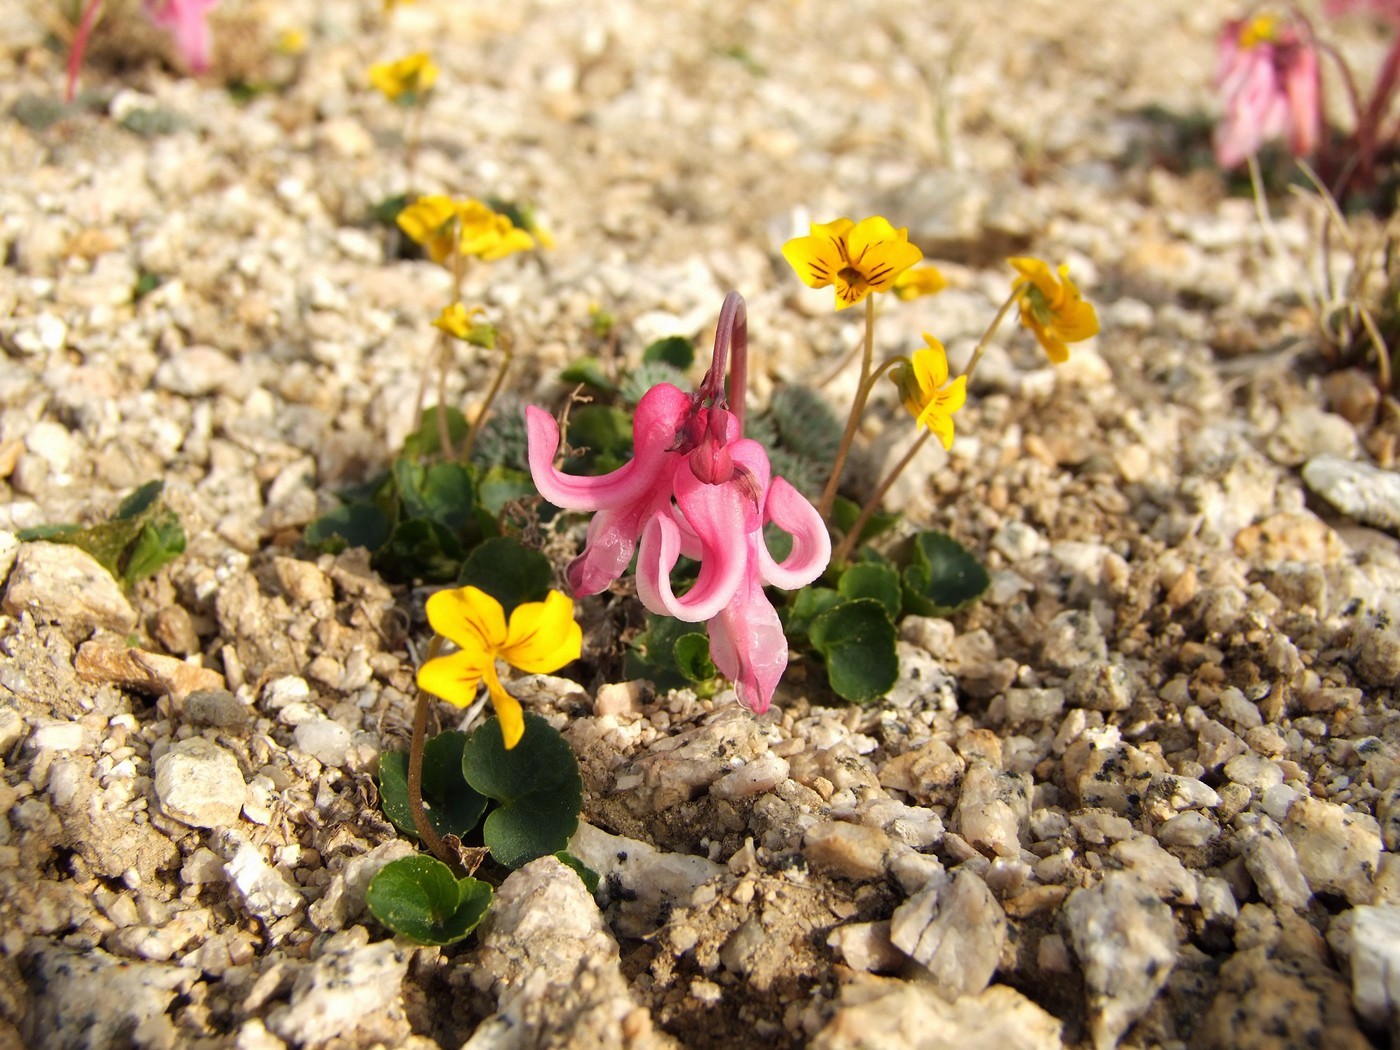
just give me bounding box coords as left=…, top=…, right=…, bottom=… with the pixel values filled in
left=378, top=731, right=488, bottom=841
left=475, top=466, right=537, bottom=518
left=832, top=496, right=901, bottom=546
left=402, top=406, right=470, bottom=460
left=19, top=481, right=185, bottom=587
left=122, top=513, right=186, bottom=587
left=393, top=460, right=475, bottom=531
left=303, top=503, right=392, bottom=554
left=623, top=612, right=694, bottom=691
left=558, top=357, right=619, bottom=395
left=565, top=405, right=633, bottom=475
left=464, top=714, right=584, bottom=870
left=837, top=562, right=901, bottom=620
left=459, top=537, right=552, bottom=614
left=809, top=598, right=899, bottom=704
left=371, top=193, right=410, bottom=227
left=375, top=518, right=464, bottom=583
left=782, top=586, right=844, bottom=643
left=673, top=633, right=717, bottom=684
left=620, top=361, right=687, bottom=406
left=554, top=851, right=600, bottom=893
left=771, top=385, right=842, bottom=462
left=115, top=480, right=164, bottom=519
left=642, top=336, right=694, bottom=370
left=901, top=530, right=990, bottom=617
left=365, top=856, right=493, bottom=946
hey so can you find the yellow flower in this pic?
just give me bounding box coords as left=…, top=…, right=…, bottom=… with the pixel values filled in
left=397, top=196, right=534, bottom=265
left=433, top=303, right=497, bottom=348
left=383, top=0, right=416, bottom=10
left=368, top=52, right=438, bottom=103
left=892, top=335, right=967, bottom=449
left=781, top=216, right=924, bottom=310
left=1238, top=13, right=1277, bottom=49
left=1008, top=257, right=1100, bottom=364
left=417, top=587, right=582, bottom=749
left=892, top=265, right=948, bottom=301
left=275, top=28, right=307, bottom=56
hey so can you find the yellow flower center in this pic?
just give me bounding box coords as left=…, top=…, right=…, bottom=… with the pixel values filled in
left=1239, top=14, right=1277, bottom=49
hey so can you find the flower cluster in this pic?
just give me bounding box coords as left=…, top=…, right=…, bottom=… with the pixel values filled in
left=1213, top=12, right=1320, bottom=169
left=526, top=294, right=830, bottom=712
left=369, top=51, right=438, bottom=103
left=397, top=196, right=535, bottom=265
left=781, top=217, right=924, bottom=310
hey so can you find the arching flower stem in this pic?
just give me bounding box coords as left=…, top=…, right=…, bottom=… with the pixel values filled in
left=817, top=295, right=878, bottom=520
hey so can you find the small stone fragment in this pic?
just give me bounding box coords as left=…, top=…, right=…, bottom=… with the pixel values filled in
left=183, top=689, right=251, bottom=728
left=954, top=761, right=1030, bottom=857
left=826, top=921, right=905, bottom=973
left=76, top=642, right=225, bottom=700
left=225, top=840, right=304, bottom=923
left=804, top=821, right=893, bottom=881
left=154, top=737, right=249, bottom=829
left=1064, top=872, right=1178, bottom=1050
left=266, top=929, right=410, bottom=1047
left=293, top=719, right=352, bottom=768
left=1343, top=905, right=1400, bottom=1033
left=568, top=822, right=722, bottom=937
left=811, top=975, right=1062, bottom=1050
left=3, top=542, right=137, bottom=639
left=889, top=869, right=1006, bottom=999
left=1302, top=454, right=1400, bottom=531
left=1284, top=797, right=1383, bottom=905
left=710, top=754, right=790, bottom=800
left=1241, top=816, right=1313, bottom=911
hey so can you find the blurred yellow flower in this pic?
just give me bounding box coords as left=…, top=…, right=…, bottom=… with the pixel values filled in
left=892, top=265, right=948, bottom=301
left=368, top=52, right=438, bottom=103
left=893, top=335, right=967, bottom=449
left=1008, top=257, right=1100, bottom=364
left=383, top=0, right=417, bottom=10
left=275, top=28, right=307, bottom=55
left=417, top=587, right=582, bottom=749
left=433, top=303, right=497, bottom=348
left=397, top=196, right=535, bottom=265
left=781, top=216, right=923, bottom=310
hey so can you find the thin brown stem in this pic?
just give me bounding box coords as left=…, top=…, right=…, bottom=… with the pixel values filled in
left=461, top=332, right=514, bottom=463
left=831, top=429, right=933, bottom=566
left=407, top=637, right=452, bottom=865
left=817, top=295, right=878, bottom=519
left=963, top=288, right=1024, bottom=382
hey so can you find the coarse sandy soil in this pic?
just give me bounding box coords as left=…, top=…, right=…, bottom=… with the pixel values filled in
left=2, top=0, right=1399, bottom=1047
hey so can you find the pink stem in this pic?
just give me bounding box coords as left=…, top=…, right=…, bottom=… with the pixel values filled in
left=699, top=291, right=748, bottom=434
left=65, top=0, right=105, bottom=104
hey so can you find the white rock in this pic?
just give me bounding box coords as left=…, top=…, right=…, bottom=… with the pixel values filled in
left=1284, top=796, right=1383, bottom=905
left=1303, top=455, right=1400, bottom=530
left=1241, top=815, right=1313, bottom=910
left=1346, top=905, right=1400, bottom=1030
left=1198, top=876, right=1239, bottom=928
left=22, top=944, right=189, bottom=1048
left=568, top=821, right=722, bottom=937
left=1065, top=872, right=1178, bottom=1050
left=954, top=761, right=1030, bottom=857
left=890, top=869, right=1006, bottom=999
left=154, top=346, right=241, bottom=397
left=24, top=421, right=75, bottom=472
left=225, top=841, right=304, bottom=923
left=2, top=541, right=138, bottom=639
left=26, top=720, right=87, bottom=754
left=267, top=929, right=409, bottom=1046
left=1111, top=834, right=1197, bottom=905
left=10, top=312, right=68, bottom=355
left=710, top=754, right=789, bottom=800
left=293, top=719, right=352, bottom=767
left=154, top=737, right=249, bottom=828
left=1155, top=811, right=1219, bottom=849
left=812, top=976, right=1062, bottom=1050
left=826, top=921, right=904, bottom=973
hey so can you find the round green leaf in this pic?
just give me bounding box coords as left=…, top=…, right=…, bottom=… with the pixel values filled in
left=809, top=598, right=899, bottom=704
left=459, top=538, right=553, bottom=614
left=476, top=466, right=537, bottom=518
left=642, top=335, right=695, bottom=370
left=376, top=518, right=464, bottom=583
left=673, top=633, right=717, bottom=683
left=378, top=731, right=488, bottom=840
left=901, top=530, right=989, bottom=616
left=366, top=856, right=493, bottom=946
left=464, top=714, right=583, bottom=870
left=782, top=586, right=843, bottom=643
left=554, top=851, right=600, bottom=894
left=837, top=562, right=901, bottom=620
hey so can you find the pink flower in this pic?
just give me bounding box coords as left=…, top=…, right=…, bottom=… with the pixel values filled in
left=1326, top=0, right=1400, bottom=21
left=1214, top=14, right=1320, bottom=168
left=143, top=0, right=220, bottom=74
left=526, top=293, right=831, bottom=713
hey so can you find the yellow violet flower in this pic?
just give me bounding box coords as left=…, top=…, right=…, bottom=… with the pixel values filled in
left=417, top=587, right=582, bottom=750
left=397, top=196, right=535, bottom=265
left=781, top=216, right=923, bottom=310
left=892, top=264, right=949, bottom=301
left=433, top=303, right=497, bottom=348
left=368, top=52, right=438, bottom=104
left=892, top=335, right=967, bottom=450
left=1008, top=257, right=1100, bottom=364
left=275, top=28, right=308, bottom=56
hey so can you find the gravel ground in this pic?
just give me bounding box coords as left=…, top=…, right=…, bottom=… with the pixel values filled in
left=2, top=0, right=1400, bottom=1047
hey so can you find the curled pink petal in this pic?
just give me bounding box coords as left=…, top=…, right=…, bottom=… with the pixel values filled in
left=143, top=0, right=218, bottom=72
left=526, top=383, right=689, bottom=512
left=636, top=477, right=750, bottom=622
left=707, top=546, right=788, bottom=714
left=758, top=476, right=832, bottom=590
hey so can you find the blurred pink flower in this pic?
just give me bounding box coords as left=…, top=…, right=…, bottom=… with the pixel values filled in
left=143, top=0, right=220, bottom=73
left=1214, top=13, right=1320, bottom=168
left=1325, top=0, right=1400, bottom=21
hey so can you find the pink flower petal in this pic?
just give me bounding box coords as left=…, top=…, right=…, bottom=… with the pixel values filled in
left=758, top=476, right=832, bottom=590
left=707, top=547, right=788, bottom=714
